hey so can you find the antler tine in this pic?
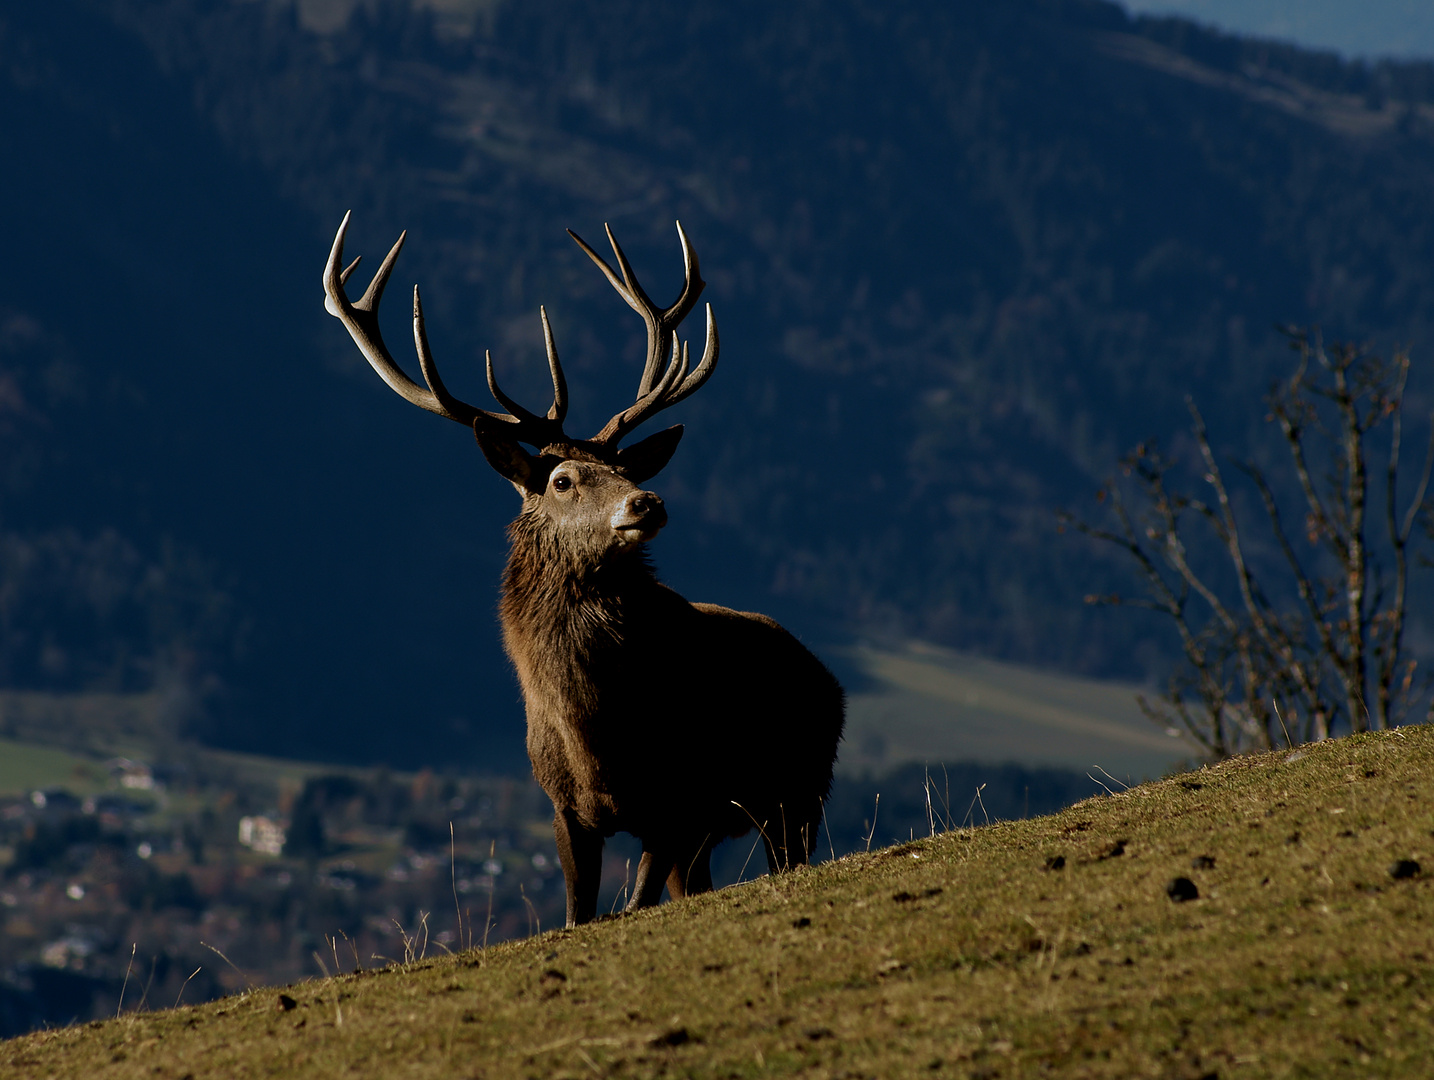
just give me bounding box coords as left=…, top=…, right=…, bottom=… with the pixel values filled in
left=539, top=306, right=568, bottom=423
left=412, top=286, right=479, bottom=426
left=591, top=343, right=683, bottom=447
left=483, top=350, right=548, bottom=427
left=472, top=310, right=571, bottom=444
left=566, top=227, right=642, bottom=312
left=571, top=221, right=716, bottom=447
left=569, top=225, right=665, bottom=395
left=662, top=303, right=719, bottom=408
left=323, top=210, right=359, bottom=318
left=358, top=226, right=406, bottom=311
left=649, top=333, right=690, bottom=401
left=591, top=301, right=721, bottom=447
left=324, top=213, right=568, bottom=447
left=665, top=221, right=703, bottom=325
left=323, top=212, right=449, bottom=417
left=602, top=224, right=658, bottom=312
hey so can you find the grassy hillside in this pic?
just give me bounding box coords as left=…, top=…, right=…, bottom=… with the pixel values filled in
left=0, top=677, right=1114, bottom=1036
left=6, top=725, right=1429, bottom=1078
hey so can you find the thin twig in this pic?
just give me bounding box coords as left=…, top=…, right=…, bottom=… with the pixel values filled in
left=136, top=955, right=157, bottom=1012
left=482, top=841, right=496, bottom=953
left=1087, top=773, right=1118, bottom=797
left=732, top=800, right=778, bottom=860
left=684, top=834, right=713, bottom=887
left=1090, top=765, right=1129, bottom=792
left=340, top=930, right=362, bottom=972
left=962, top=784, right=988, bottom=827
left=924, top=767, right=936, bottom=838
left=735, top=834, right=763, bottom=883
left=821, top=797, right=837, bottom=862
left=450, top=822, right=464, bottom=953
left=173, top=966, right=203, bottom=1010
left=116, top=943, right=136, bottom=1018
left=200, top=941, right=253, bottom=989
left=610, top=859, right=630, bottom=916
left=1272, top=699, right=1293, bottom=749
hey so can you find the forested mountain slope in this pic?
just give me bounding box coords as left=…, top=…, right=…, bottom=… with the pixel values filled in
left=5, top=0, right=1434, bottom=765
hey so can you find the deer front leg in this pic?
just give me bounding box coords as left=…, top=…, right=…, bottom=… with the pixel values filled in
left=626, top=849, right=674, bottom=911
left=553, top=807, right=603, bottom=927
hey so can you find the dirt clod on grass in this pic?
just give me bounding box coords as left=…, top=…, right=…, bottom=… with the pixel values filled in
left=1166, top=875, right=1200, bottom=902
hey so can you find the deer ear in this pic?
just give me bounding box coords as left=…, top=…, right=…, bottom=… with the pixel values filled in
left=615, top=424, right=684, bottom=483
left=474, top=427, right=539, bottom=493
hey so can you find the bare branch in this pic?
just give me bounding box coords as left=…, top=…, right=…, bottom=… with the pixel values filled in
left=1070, top=331, right=1429, bottom=757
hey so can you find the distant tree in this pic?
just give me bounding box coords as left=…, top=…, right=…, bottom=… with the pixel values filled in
left=283, top=777, right=341, bottom=861
left=284, top=800, right=326, bottom=861
left=1063, top=331, right=1434, bottom=758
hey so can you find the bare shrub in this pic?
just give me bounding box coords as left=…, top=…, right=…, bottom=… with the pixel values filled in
left=1064, top=330, right=1433, bottom=758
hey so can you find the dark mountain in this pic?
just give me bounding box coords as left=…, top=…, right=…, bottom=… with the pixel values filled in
left=5, top=0, right=1434, bottom=768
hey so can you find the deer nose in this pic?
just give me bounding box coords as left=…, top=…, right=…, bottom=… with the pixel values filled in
left=627, top=491, right=663, bottom=518
left=611, top=490, right=667, bottom=538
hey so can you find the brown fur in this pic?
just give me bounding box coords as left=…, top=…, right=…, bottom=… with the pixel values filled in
left=494, top=451, right=845, bottom=926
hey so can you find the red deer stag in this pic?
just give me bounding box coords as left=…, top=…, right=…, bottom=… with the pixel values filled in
left=322, top=213, right=844, bottom=926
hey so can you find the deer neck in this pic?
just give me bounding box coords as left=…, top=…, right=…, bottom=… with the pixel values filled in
left=498, top=514, right=660, bottom=706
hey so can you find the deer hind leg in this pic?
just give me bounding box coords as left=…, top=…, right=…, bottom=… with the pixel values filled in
left=626, top=849, right=674, bottom=911
left=761, top=823, right=781, bottom=875
left=553, top=807, right=603, bottom=927
left=666, top=835, right=715, bottom=898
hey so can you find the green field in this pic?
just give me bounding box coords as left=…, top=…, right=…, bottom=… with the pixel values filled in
left=842, top=640, right=1190, bottom=781
left=0, top=738, right=104, bottom=796
left=6, top=724, right=1429, bottom=1078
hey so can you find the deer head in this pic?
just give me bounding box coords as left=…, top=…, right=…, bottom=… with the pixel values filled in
left=322, top=213, right=719, bottom=515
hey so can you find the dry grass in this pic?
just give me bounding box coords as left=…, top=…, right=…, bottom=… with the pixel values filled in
left=4, top=726, right=1432, bottom=1078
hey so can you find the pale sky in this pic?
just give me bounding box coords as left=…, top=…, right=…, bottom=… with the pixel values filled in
left=1122, top=1, right=1434, bottom=59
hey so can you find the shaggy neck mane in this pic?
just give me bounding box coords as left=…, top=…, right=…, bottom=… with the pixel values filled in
left=499, top=508, right=659, bottom=647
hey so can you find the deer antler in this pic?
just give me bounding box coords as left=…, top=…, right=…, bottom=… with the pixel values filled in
left=322, top=211, right=569, bottom=448
left=323, top=213, right=717, bottom=455
left=568, top=222, right=719, bottom=449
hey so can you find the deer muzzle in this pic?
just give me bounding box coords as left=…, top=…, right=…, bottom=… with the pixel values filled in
left=610, top=490, right=667, bottom=544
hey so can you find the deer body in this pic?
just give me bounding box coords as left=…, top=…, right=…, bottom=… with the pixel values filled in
left=323, top=215, right=844, bottom=925
left=503, top=481, right=843, bottom=921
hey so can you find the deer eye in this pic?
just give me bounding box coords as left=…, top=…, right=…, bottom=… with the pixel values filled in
left=552, top=475, right=573, bottom=492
